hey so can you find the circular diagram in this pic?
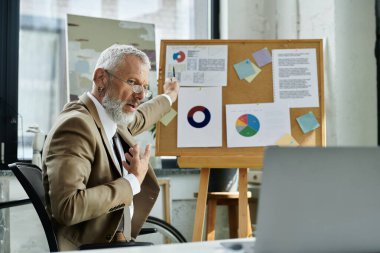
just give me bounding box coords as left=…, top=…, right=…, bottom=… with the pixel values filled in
left=173, top=51, right=186, bottom=62
left=236, top=114, right=260, bottom=137
left=187, top=106, right=211, bottom=128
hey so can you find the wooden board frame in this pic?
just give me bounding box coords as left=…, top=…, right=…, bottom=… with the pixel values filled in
left=156, top=39, right=325, bottom=169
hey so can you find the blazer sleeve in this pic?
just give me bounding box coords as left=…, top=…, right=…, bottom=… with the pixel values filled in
left=44, top=113, right=134, bottom=226
left=127, top=95, right=171, bottom=136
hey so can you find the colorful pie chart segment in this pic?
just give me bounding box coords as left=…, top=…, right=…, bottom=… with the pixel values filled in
left=236, top=114, right=260, bottom=137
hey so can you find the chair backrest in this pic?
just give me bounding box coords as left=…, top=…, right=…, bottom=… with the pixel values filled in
left=9, top=162, right=59, bottom=252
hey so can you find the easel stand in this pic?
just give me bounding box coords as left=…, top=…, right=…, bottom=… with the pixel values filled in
left=191, top=168, right=250, bottom=241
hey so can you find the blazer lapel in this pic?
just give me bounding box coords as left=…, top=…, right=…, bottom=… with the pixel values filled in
left=79, top=93, right=122, bottom=176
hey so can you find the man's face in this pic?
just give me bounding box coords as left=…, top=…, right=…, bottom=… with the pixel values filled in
left=102, top=56, right=149, bottom=124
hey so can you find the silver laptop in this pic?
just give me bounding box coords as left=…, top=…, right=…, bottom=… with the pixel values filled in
left=254, top=146, right=380, bottom=253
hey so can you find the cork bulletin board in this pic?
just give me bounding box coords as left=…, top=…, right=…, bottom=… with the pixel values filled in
left=156, top=39, right=325, bottom=169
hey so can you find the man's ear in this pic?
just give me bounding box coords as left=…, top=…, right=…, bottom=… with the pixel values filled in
left=93, top=68, right=108, bottom=86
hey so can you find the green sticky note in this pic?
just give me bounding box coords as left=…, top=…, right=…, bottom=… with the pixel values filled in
left=233, top=59, right=255, bottom=80
left=160, top=108, right=177, bottom=126
left=296, top=112, right=320, bottom=134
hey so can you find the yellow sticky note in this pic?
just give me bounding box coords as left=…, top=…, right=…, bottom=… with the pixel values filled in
left=160, top=108, right=177, bottom=126
left=245, top=62, right=262, bottom=83
left=275, top=133, right=299, bottom=147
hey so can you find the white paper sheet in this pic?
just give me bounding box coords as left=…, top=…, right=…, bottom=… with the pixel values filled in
left=165, top=45, right=228, bottom=86
left=272, top=48, right=319, bottom=108
left=226, top=103, right=291, bottom=147
left=178, top=87, right=222, bottom=147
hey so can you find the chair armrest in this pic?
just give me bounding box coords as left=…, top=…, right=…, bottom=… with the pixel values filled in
left=139, top=227, right=157, bottom=235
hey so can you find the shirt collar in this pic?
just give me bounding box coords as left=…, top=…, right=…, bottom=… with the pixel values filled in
left=87, top=92, right=117, bottom=142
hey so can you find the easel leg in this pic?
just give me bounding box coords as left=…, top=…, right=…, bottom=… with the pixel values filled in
left=192, top=168, right=210, bottom=241
left=238, top=168, right=249, bottom=237
left=206, top=198, right=217, bottom=240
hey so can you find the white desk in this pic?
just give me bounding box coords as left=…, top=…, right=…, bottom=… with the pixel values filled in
left=70, top=238, right=255, bottom=253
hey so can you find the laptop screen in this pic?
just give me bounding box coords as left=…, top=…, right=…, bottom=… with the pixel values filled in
left=254, top=147, right=380, bottom=253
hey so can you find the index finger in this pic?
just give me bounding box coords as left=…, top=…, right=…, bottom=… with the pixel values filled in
left=142, top=144, right=151, bottom=159
left=129, top=144, right=140, bottom=156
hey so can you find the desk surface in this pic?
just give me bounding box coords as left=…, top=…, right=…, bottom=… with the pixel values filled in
left=70, top=238, right=255, bottom=253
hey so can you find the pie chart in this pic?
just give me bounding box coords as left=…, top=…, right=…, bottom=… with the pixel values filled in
left=173, top=51, right=186, bottom=62
left=236, top=114, right=260, bottom=137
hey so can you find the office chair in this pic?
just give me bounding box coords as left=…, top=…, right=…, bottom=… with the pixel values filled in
left=8, top=162, right=156, bottom=252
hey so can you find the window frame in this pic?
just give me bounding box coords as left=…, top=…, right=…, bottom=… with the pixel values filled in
left=1, top=0, right=213, bottom=167
left=0, top=0, right=19, bottom=168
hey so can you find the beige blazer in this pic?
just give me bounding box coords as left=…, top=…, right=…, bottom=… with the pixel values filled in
left=42, top=93, right=171, bottom=251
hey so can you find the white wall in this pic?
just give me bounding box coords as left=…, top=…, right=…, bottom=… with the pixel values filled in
left=334, top=1, right=377, bottom=145
left=221, top=0, right=377, bottom=146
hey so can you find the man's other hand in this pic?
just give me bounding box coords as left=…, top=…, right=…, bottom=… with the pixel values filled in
left=123, top=144, right=150, bottom=184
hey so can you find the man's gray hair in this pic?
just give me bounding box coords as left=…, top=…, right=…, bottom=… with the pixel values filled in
left=95, top=44, right=151, bottom=72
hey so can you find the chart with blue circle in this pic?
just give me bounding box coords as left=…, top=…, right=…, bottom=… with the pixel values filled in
left=187, top=106, right=211, bottom=128
left=236, top=114, right=260, bottom=137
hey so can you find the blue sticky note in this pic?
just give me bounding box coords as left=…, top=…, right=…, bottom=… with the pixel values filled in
left=233, top=59, right=255, bottom=80
left=296, top=112, right=320, bottom=134
left=252, top=48, right=272, bottom=67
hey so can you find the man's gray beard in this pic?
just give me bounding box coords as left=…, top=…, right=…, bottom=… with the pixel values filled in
left=102, top=95, right=136, bottom=124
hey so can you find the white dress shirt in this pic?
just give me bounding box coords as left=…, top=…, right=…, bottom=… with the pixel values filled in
left=87, top=92, right=140, bottom=217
